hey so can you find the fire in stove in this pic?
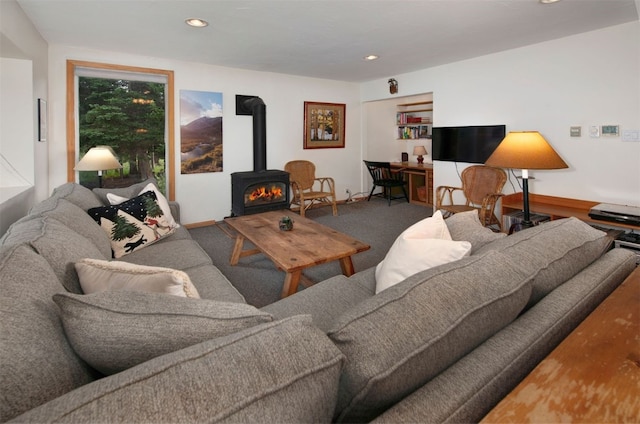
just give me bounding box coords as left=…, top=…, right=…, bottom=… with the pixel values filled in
left=247, top=185, right=284, bottom=203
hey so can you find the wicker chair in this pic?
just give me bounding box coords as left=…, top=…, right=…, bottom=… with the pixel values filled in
left=436, top=165, right=507, bottom=231
left=363, top=160, right=409, bottom=206
left=284, top=160, right=338, bottom=217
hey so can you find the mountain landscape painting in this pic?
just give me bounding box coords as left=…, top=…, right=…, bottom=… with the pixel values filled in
left=180, top=90, right=223, bottom=174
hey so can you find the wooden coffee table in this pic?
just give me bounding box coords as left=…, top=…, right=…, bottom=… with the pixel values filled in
left=224, top=211, right=370, bottom=298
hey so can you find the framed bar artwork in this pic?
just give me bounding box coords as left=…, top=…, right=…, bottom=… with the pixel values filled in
left=303, top=101, right=346, bottom=149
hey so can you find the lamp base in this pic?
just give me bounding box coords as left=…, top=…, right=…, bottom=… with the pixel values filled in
left=417, top=155, right=424, bottom=164
left=508, top=220, right=534, bottom=235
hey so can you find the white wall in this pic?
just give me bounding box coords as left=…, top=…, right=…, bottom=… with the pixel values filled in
left=0, top=0, right=48, bottom=235
left=47, top=45, right=361, bottom=223
left=361, top=22, right=640, bottom=208
left=1, top=58, right=33, bottom=189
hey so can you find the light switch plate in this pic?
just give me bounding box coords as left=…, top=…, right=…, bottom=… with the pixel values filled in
left=589, top=126, right=600, bottom=138
left=622, top=129, right=640, bottom=142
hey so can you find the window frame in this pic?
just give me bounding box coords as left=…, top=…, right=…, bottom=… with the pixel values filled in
left=66, top=60, right=176, bottom=200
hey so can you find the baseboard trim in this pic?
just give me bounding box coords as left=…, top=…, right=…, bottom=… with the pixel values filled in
left=184, top=220, right=217, bottom=229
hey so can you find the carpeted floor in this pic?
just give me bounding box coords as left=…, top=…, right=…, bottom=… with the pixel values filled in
left=189, top=197, right=432, bottom=307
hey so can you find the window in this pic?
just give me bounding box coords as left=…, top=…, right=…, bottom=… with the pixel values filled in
left=66, top=60, right=175, bottom=199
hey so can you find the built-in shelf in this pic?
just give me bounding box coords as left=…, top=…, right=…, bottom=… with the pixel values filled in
left=396, top=101, right=433, bottom=140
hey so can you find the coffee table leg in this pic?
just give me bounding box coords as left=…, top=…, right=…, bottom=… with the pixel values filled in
left=339, top=256, right=355, bottom=277
left=281, top=270, right=302, bottom=298
left=230, top=234, right=245, bottom=265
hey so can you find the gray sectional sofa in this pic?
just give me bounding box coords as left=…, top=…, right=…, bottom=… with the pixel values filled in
left=1, top=181, right=636, bottom=423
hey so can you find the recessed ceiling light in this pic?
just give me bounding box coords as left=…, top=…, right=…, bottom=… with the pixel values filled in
left=539, top=0, right=561, bottom=4
left=185, top=18, right=209, bottom=28
left=364, top=55, right=379, bottom=61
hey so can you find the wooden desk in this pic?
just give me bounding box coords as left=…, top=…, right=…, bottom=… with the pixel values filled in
left=501, top=192, right=640, bottom=232
left=390, top=162, right=433, bottom=206
left=481, top=267, right=640, bottom=423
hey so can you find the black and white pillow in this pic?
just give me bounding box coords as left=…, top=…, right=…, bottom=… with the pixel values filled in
left=87, top=191, right=176, bottom=258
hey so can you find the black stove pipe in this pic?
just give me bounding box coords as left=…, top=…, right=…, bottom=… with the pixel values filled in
left=241, top=96, right=267, bottom=172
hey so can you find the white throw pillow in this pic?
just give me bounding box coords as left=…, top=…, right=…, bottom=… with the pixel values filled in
left=375, top=211, right=471, bottom=293
left=75, top=258, right=200, bottom=298
left=107, top=183, right=179, bottom=228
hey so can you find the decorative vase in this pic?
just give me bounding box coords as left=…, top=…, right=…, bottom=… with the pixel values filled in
left=279, top=216, right=293, bottom=231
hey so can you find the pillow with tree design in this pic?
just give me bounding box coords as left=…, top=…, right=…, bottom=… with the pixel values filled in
left=87, top=191, right=176, bottom=258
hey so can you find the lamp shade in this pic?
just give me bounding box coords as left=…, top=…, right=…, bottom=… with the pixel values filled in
left=485, top=131, right=568, bottom=170
left=75, top=146, right=122, bottom=172
left=412, top=145, right=427, bottom=156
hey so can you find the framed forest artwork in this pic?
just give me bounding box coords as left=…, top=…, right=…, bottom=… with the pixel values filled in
left=303, top=101, right=346, bottom=149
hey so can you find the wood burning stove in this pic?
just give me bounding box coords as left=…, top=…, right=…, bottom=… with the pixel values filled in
left=231, top=95, right=290, bottom=216
left=231, top=170, right=290, bottom=216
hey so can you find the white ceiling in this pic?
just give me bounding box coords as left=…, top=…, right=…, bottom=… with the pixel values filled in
left=15, top=0, right=640, bottom=82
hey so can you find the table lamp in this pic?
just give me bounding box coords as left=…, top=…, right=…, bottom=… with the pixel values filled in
left=413, top=145, right=428, bottom=164
left=485, top=131, right=568, bottom=230
left=74, top=146, right=122, bottom=188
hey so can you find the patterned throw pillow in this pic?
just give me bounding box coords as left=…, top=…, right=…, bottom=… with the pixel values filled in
left=87, top=191, right=176, bottom=258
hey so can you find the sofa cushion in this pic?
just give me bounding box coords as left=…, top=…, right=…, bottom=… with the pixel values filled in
left=74, top=258, right=200, bottom=298
left=329, top=250, right=533, bottom=423
left=0, top=216, right=106, bottom=293
left=93, top=177, right=157, bottom=205
left=106, top=182, right=180, bottom=228
left=87, top=191, right=176, bottom=258
left=53, top=291, right=274, bottom=375
left=47, top=182, right=104, bottom=211
left=262, top=273, right=375, bottom=332
left=475, top=217, right=610, bottom=306
left=375, top=211, right=471, bottom=293
left=181, top=263, right=247, bottom=303
left=0, top=244, right=97, bottom=422
left=445, top=209, right=506, bottom=253
left=28, top=197, right=112, bottom=258
left=16, top=316, right=345, bottom=424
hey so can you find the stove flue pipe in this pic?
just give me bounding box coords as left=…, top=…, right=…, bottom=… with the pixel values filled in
left=236, top=95, right=267, bottom=172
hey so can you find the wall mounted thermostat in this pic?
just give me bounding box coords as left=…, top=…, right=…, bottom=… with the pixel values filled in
left=570, top=126, right=581, bottom=137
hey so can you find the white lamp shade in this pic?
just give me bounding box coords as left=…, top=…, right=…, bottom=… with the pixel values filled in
left=75, top=146, right=122, bottom=172
left=413, top=145, right=427, bottom=156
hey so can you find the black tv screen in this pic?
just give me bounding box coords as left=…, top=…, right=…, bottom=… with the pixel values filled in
left=432, top=125, right=506, bottom=164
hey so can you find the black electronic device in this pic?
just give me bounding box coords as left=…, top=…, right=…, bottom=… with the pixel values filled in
left=401, top=152, right=408, bottom=162
left=588, top=203, right=640, bottom=226
left=432, top=124, right=506, bottom=164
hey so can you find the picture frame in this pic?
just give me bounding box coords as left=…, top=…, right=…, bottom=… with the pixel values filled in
left=601, top=125, right=619, bottom=137
left=303, top=101, right=346, bottom=149
left=37, top=98, right=47, bottom=142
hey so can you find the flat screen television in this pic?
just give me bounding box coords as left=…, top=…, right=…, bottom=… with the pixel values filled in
left=432, top=124, right=506, bottom=164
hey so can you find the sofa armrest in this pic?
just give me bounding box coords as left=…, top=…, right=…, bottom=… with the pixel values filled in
left=169, top=201, right=180, bottom=224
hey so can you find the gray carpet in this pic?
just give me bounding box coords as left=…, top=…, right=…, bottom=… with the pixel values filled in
left=189, top=197, right=432, bottom=307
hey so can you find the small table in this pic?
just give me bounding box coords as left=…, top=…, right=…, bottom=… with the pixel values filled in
left=481, top=267, right=640, bottom=423
left=224, top=211, right=370, bottom=298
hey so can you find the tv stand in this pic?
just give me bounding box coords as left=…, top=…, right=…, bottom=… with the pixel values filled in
left=500, top=192, right=640, bottom=232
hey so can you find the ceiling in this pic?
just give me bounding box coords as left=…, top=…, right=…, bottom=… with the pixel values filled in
left=15, top=0, right=639, bottom=82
